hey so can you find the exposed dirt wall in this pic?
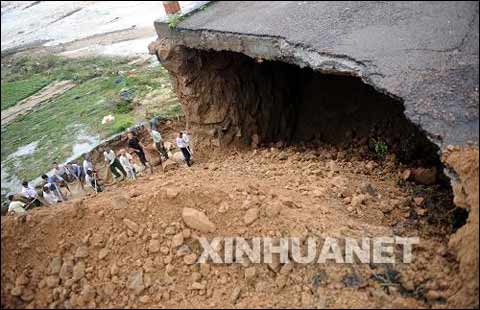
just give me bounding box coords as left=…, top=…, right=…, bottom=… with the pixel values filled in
left=443, top=147, right=479, bottom=307
left=155, top=40, right=440, bottom=164
left=152, top=39, right=479, bottom=307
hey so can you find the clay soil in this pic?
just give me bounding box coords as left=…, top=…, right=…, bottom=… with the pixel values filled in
left=1, top=132, right=467, bottom=309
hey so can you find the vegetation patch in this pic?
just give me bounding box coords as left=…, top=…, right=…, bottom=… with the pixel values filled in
left=1, top=75, right=51, bottom=110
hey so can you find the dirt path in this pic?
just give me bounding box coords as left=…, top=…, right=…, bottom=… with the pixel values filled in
left=1, top=144, right=462, bottom=308
left=1, top=80, right=75, bottom=125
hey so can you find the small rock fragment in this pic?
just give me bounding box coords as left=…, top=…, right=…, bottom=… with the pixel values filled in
left=244, top=208, right=259, bottom=225
left=123, top=219, right=139, bottom=232
left=182, top=208, right=216, bottom=233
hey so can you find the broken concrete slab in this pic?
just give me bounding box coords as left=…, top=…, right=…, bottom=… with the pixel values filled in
left=153, top=1, right=479, bottom=149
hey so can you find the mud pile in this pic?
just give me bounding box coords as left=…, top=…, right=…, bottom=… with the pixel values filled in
left=1, top=143, right=470, bottom=308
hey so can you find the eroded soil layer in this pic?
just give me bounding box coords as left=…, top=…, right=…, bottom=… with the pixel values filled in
left=0, top=144, right=466, bottom=308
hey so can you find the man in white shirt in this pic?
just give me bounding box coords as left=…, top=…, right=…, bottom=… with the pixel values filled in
left=42, top=185, right=60, bottom=205
left=176, top=132, right=192, bottom=167
left=182, top=131, right=193, bottom=156
left=53, top=162, right=73, bottom=182
left=21, top=181, right=43, bottom=207
left=21, top=181, right=38, bottom=200
left=119, top=149, right=136, bottom=180
left=83, top=156, right=94, bottom=174
left=85, top=169, right=103, bottom=193
left=7, top=195, right=26, bottom=214
left=150, top=126, right=169, bottom=160
left=103, top=148, right=127, bottom=180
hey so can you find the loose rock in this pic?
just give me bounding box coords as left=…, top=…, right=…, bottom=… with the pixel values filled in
left=148, top=240, right=161, bottom=253
left=244, top=208, right=259, bottom=225
left=127, top=271, right=144, bottom=295
left=123, top=219, right=139, bottom=232
left=182, top=208, right=216, bottom=233
left=75, top=246, right=89, bottom=258
left=73, top=262, right=86, bottom=281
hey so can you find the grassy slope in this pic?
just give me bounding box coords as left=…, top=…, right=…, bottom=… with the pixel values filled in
left=1, top=55, right=182, bottom=194
left=1, top=75, right=52, bottom=110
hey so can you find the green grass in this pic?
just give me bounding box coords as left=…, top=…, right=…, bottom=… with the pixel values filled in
left=1, top=75, right=52, bottom=110
left=1, top=55, right=183, bottom=195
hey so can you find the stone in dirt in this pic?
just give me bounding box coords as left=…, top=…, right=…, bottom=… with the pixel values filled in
left=276, top=274, right=288, bottom=289
left=360, top=182, right=376, bottom=196
left=277, top=152, right=288, bottom=160
left=192, top=282, right=206, bottom=290
left=46, top=275, right=60, bottom=288
left=123, top=219, right=139, bottom=232
left=244, top=267, right=256, bottom=280
left=301, top=292, right=315, bottom=307
left=281, top=197, right=300, bottom=209
left=413, top=167, right=437, bottom=185
left=414, top=197, right=425, bottom=206
left=200, top=263, right=211, bottom=276
left=279, top=262, right=294, bottom=275
left=15, top=273, right=29, bottom=286
left=49, top=256, right=62, bottom=275
left=148, top=239, right=161, bottom=253
left=112, top=196, right=129, bottom=209
left=73, top=261, right=86, bottom=281
left=351, top=194, right=368, bottom=207
left=98, top=248, right=109, bottom=260
left=10, top=287, right=22, bottom=296
left=166, top=188, right=180, bottom=199
left=75, top=246, right=89, bottom=258
left=183, top=253, right=198, bottom=265
left=182, top=229, right=191, bottom=239
left=59, top=261, right=74, bottom=280
left=192, top=272, right=202, bottom=282
left=127, top=271, right=144, bottom=295
left=401, top=169, right=412, bottom=181
left=176, top=245, right=190, bottom=256
left=171, top=233, right=184, bottom=248
left=244, top=208, right=259, bottom=225
left=162, top=159, right=179, bottom=172
left=230, top=287, right=242, bottom=304
left=182, top=208, right=216, bottom=233
left=265, top=202, right=281, bottom=217
left=172, top=151, right=186, bottom=163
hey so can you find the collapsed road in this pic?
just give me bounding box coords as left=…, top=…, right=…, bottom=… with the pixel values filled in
left=149, top=1, right=479, bottom=307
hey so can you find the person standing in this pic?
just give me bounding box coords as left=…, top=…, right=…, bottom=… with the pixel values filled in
left=127, top=131, right=153, bottom=174
left=150, top=125, right=169, bottom=160
left=53, top=162, right=73, bottom=182
left=176, top=132, right=192, bottom=167
left=66, top=163, right=85, bottom=190
left=119, top=149, right=137, bottom=180
left=83, top=155, right=94, bottom=174
left=182, top=131, right=193, bottom=157
left=103, top=147, right=127, bottom=181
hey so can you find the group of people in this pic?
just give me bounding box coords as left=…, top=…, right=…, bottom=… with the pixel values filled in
left=5, top=121, right=193, bottom=215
